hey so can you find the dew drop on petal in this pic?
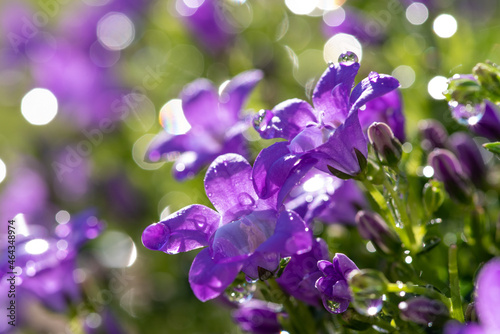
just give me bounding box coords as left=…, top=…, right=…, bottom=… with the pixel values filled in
left=238, top=192, right=255, bottom=207
left=338, top=51, right=358, bottom=64
left=325, top=299, right=341, bottom=313
left=449, top=100, right=485, bottom=125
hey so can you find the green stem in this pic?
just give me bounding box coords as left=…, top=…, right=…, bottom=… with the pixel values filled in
left=267, top=279, right=316, bottom=334
left=387, top=283, right=451, bottom=309
left=383, top=177, right=416, bottom=247
left=448, top=245, right=464, bottom=322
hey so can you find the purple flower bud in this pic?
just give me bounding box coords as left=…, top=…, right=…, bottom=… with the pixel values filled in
left=399, top=297, right=449, bottom=326
left=419, top=120, right=448, bottom=152
left=470, top=101, right=500, bottom=141
left=367, top=122, right=402, bottom=167
left=448, top=132, right=487, bottom=188
left=232, top=300, right=282, bottom=334
left=428, top=149, right=473, bottom=204
left=355, top=211, right=401, bottom=255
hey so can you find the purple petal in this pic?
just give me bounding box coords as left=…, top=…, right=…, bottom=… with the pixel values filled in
left=180, top=78, right=224, bottom=132
left=189, top=248, right=243, bottom=302
left=349, top=72, right=400, bottom=113
left=476, top=258, right=500, bottom=331
left=331, top=279, right=352, bottom=301
left=332, top=253, right=359, bottom=278
left=256, top=210, right=312, bottom=257
left=471, top=101, right=500, bottom=141
left=210, top=209, right=277, bottom=264
left=313, top=62, right=360, bottom=126
left=444, top=322, right=484, bottom=334
left=172, top=152, right=212, bottom=181
left=146, top=131, right=220, bottom=162
left=220, top=69, right=263, bottom=121
left=252, top=142, right=315, bottom=204
left=318, top=260, right=335, bottom=276
left=358, top=89, right=406, bottom=142
left=254, top=99, right=318, bottom=140
left=288, top=126, right=325, bottom=153
left=204, top=154, right=258, bottom=222
left=313, top=110, right=368, bottom=176
left=142, top=204, right=220, bottom=254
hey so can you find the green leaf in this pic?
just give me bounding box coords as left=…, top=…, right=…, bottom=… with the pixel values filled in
left=483, top=142, right=500, bottom=156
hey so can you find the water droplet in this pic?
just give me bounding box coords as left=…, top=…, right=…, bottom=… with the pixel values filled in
left=419, top=236, right=441, bottom=254
left=245, top=276, right=258, bottom=284
left=238, top=193, right=255, bottom=207
left=396, top=280, right=404, bottom=289
left=352, top=296, right=383, bottom=316
left=338, top=51, right=359, bottom=64
left=325, top=299, right=341, bottom=313
left=254, top=110, right=267, bottom=129
left=190, top=215, right=207, bottom=229
left=428, top=322, right=433, bottom=327
left=449, top=100, right=485, bottom=125
left=225, top=281, right=256, bottom=304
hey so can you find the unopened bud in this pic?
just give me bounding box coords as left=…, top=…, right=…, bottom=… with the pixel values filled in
left=422, top=180, right=445, bottom=216
left=473, top=62, right=500, bottom=101
left=398, top=297, right=449, bottom=326
left=356, top=211, right=401, bottom=255
left=428, top=149, right=473, bottom=204
left=449, top=132, right=486, bottom=188
left=367, top=122, right=402, bottom=167
left=418, top=120, right=448, bottom=152
left=465, top=302, right=477, bottom=322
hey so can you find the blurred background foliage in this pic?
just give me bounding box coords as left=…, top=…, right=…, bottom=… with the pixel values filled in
left=0, top=0, right=499, bottom=333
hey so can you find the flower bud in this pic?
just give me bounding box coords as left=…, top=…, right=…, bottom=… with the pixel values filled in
left=428, top=149, right=473, bottom=204
left=398, top=297, right=449, bottom=326
left=422, top=180, right=445, bottom=216
left=367, top=122, right=402, bottom=167
left=444, top=75, right=484, bottom=105
left=356, top=211, right=401, bottom=255
left=449, top=132, right=487, bottom=188
left=473, top=62, right=500, bottom=100
left=418, top=120, right=448, bottom=152
left=465, top=302, right=477, bottom=322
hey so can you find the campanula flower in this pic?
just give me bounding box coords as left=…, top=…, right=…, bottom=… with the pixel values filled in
left=253, top=62, right=399, bottom=200
left=277, top=238, right=329, bottom=306
left=147, top=70, right=263, bottom=180
left=315, top=253, right=359, bottom=313
left=142, top=153, right=312, bottom=301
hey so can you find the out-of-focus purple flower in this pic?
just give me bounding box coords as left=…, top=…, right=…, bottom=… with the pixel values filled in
left=315, top=253, right=358, bottom=313
left=445, top=258, right=500, bottom=334
left=285, top=171, right=366, bottom=225
left=322, top=7, right=385, bottom=45
left=0, top=164, right=49, bottom=227
left=448, top=132, right=487, bottom=188
left=428, top=149, right=473, bottom=204
left=175, top=0, right=234, bottom=54
left=419, top=119, right=449, bottom=152
left=232, top=300, right=282, bottom=334
left=141, top=154, right=312, bottom=301
left=399, top=297, right=449, bottom=326
left=253, top=62, right=399, bottom=200
left=0, top=211, right=103, bottom=312
left=360, top=90, right=405, bottom=142
left=277, top=238, right=329, bottom=306
left=147, top=70, right=263, bottom=180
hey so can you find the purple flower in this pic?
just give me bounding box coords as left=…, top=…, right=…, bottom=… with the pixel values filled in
left=277, top=238, right=329, bottom=306
left=0, top=211, right=103, bottom=312
left=147, top=70, right=263, bottom=180
left=315, top=253, right=358, bottom=313
left=141, top=153, right=312, bottom=301
left=253, top=62, right=399, bottom=199
left=445, top=258, right=500, bottom=334
left=448, top=132, right=487, bottom=188
left=285, top=171, right=366, bottom=225
left=399, top=297, right=449, bottom=326
left=232, top=300, right=282, bottom=334
left=175, top=0, right=234, bottom=54
left=322, top=7, right=386, bottom=45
